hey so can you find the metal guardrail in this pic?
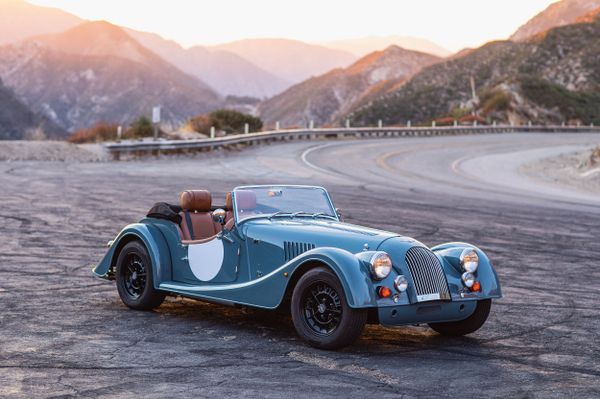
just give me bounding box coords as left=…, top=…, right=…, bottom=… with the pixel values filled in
left=105, top=125, right=600, bottom=160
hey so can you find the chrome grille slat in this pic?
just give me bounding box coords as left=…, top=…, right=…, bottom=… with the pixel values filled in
left=405, top=247, right=451, bottom=302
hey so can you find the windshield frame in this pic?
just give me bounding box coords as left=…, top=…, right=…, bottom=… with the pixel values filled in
left=232, top=185, right=338, bottom=226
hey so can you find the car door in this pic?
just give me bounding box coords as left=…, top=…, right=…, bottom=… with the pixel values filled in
left=172, top=229, right=241, bottom=284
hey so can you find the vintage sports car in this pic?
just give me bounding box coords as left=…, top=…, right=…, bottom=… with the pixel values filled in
left=94, top=185, right=501, bottom=349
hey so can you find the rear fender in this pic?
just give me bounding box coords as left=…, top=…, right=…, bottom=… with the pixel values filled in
left=92, top=223, right=172, bottom=288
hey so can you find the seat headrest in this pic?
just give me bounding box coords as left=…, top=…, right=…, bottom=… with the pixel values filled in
left=225, top=192, right=233, bottom=210
left=180, top=190, right=211, bottom=211
left=236, top=190, right=256, bottom=211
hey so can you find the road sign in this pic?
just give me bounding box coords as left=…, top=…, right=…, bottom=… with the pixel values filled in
left=152, top=106, right=161, bottom=124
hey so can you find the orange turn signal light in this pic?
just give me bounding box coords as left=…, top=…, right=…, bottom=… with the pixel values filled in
left=378, top=286, right=392, bottom=298
left=471, top=281, right=481, bottom=292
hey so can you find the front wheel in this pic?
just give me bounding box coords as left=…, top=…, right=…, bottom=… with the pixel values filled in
left=429, top=299, right=492, bottom=336
left=116, top=241, right=166, bottom=310
left=291, top=267, right=367, bottom=350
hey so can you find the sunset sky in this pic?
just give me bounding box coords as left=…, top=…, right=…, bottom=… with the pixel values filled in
left=29, top=0, right=560, bottom=51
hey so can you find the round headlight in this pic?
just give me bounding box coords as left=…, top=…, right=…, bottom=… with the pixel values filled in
left=460, top=249, right=479, bottom=273
left=370, top=252, right=392, bottom=280
left=462, top=272, right=475, bottom=288
left=394, top=275, right=408, bottom=292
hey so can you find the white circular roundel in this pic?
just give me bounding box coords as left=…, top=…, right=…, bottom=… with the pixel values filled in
left=187, top=239, right=224, bottom=281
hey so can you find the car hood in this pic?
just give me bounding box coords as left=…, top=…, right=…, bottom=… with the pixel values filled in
left=240, top=217, right=417, bottom=253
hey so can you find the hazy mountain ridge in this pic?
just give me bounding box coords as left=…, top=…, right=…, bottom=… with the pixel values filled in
left=349, top=14, right=600, bottom=126
left=0, top=21, right=221, bottom=131
left=258, top=46, right=440, bottom=127
left=511, top=0, right=600, bottom=41
left=126, top=29, right=291, bottom=98
left=0, top=0, right=82, bottom=45
left=213, top=38, right=358, bottom=84
left=322, top=36, right=451, bottom=58
left=0, top=77, right=67, bottom=139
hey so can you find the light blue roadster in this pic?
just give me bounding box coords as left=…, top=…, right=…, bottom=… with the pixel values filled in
left=94, top=185, right=501, bottom=349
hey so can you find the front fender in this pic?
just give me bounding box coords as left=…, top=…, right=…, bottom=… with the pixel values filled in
left=431, top=242, right=502, bottom=299
left=289, top=247, right=377, bottom=308
left=92, top=222, right=172, bottom=289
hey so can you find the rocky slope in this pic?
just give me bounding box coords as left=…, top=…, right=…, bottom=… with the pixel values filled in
left=511, top=0, right=600, bottom=41
left=0, top=78, right=66, bottom=140
left=0, top=21, right=221, bottom=131
left=212, top=39, right=358, bottom=84
left=349, top=12, right=600, bottom=126
left=258, top=46, right=440, bottom=127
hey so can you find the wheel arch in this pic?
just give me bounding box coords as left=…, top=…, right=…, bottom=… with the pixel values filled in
left=93, top=223, right=172, bottom=288
left=279, top=248, right=378, bottom=310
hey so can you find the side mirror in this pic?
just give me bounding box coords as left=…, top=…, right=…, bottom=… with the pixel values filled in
left=212, top=208, right=226, bottom=225
left=335, top=208, right=342, bottom=220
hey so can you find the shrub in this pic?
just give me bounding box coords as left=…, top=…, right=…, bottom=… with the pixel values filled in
left=189, top=114, right=217, bottom=135
left=480, top=89, right=511, bottom=114
left=127, top=116, right=155, bottom=139
left=189, top=109, right=263, bottom=135
left=69, top=122, right=118, bottom=143
left=209, top=109, right=263, bottom=134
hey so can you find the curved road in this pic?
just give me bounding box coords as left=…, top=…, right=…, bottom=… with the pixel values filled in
left=1, top=132, right=599, bottom=398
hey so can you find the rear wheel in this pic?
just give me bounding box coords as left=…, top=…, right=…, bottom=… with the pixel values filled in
left=429, top=299, right=492, bottom=336
left=116, top=241, right=166, bottom=310
left=291, top=267, right=367, bottom=350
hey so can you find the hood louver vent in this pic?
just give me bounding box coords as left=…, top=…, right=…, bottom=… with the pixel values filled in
left=284, top=241, right=315, bottom=261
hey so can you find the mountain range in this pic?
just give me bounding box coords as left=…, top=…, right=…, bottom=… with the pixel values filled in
left=259, top=46, right=440, bottom=127
left=0, top=21, right=220, bottom=131
left=322, top=36, right=451, bottom=58
left=348, top=8, right=600, bottom=126
left=511, top=0, right=600, bottom=41
left=0, top=77, right=66, bottom=139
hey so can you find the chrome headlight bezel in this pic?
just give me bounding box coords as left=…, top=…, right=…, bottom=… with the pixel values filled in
left=460, top=249, right=479, bottom=273
left=461, top=272, right=475, bottom=288
left=394, top=275, right=408, bottom=292
left=368, top=251, right=393, bottom=280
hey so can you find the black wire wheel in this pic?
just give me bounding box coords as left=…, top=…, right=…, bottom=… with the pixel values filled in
left=301, top=282, right=343, bottom=336
left=116, top=241, right=166, bottom=310
left=291, top=267, right=367, bottom=350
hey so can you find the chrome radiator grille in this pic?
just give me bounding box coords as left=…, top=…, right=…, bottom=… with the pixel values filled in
left=405, top=247, right=451, bottom=302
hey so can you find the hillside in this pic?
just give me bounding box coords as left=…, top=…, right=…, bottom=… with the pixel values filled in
left=323, top=36, right=451, bottom=58
left=0, top=78, right=66, bottom=140
left=511, top=0, right=600, bottom=41
left=0, top=21, right=221, bottom=131
left=212, top=38, right=358, bottom=84
left=259, top=46, right=440, bottom=127
left=0, top=0, right=82, bottom=45
left=348, top=13, right=600, bottom=127
left=126, top=29, right=290, bottom=98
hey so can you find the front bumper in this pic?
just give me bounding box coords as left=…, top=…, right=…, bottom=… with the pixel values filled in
left=377, top=299, right=478, bottom=327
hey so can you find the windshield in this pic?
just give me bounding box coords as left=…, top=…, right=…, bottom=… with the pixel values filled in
left=233, top=186, right=336, bottom=222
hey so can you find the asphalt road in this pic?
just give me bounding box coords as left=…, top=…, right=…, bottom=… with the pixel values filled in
left=1, top=133, right=599, bottom=398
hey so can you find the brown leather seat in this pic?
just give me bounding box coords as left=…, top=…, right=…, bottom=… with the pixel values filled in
left=179, top=190, right=220, bottom=241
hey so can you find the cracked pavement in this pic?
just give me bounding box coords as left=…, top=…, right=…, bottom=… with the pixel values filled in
left=1, top=133, right=599, bottom=398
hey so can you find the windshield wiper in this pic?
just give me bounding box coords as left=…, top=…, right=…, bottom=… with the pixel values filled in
left=268, top=211, right=292, bottom=220
left=311, top=212, right=337, bottom=220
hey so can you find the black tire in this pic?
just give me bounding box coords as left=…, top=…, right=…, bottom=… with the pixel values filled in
left=115, top=241, right=166, bottom=310
left=429, top=299, right=492, bottom=336
left=291, top=267, right=367, bottom=350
